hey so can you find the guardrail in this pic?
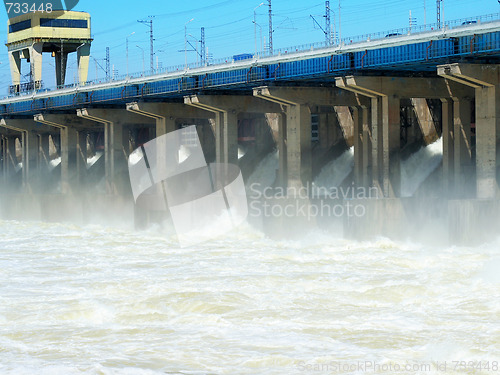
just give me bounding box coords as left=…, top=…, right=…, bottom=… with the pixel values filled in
left=4, top=12, right=500, bottom=100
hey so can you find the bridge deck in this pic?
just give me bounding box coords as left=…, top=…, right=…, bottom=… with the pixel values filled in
left=1, top=16, right=500, bottom=116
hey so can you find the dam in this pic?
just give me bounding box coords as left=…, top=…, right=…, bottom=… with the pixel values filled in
left=1, top=10, right=500, bottom=244
left=1, top=3, right=500, bottom=374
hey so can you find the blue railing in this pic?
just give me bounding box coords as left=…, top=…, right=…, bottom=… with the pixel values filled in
left=1, top=16, right=500, bottom=115
left=6, top=12, right=500, bottom=99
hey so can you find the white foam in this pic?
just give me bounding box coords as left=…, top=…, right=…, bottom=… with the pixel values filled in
left=401, top=138, right=443, bottom=197
left=313, top=147, right=354, bottom=190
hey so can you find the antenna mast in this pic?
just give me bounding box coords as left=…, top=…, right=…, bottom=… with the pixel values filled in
left=325, top=1, right=332, bottom=45
left=105, top=47, right=110, bottom=79
left=437, top=0, right=442, bottom=28
left=201, top=27, right=206, bottom=65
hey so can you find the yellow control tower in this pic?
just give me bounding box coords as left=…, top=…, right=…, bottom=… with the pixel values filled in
left=6, top=11, right=92, bottom=92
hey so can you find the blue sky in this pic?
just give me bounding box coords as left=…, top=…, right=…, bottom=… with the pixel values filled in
left=0, top=0, right=498, bottom=93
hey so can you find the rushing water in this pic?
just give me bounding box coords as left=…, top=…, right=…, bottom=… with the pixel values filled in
left=401, top=139, right=443, bottom=198
left=0, top=220, right=499, bottom=375
left=1, top=138, right=499, bottom=374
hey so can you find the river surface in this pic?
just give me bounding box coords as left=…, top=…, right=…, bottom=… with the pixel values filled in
left=0, top=220, right=499, bottom=374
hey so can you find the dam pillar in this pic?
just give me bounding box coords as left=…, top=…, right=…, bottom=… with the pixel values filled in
left=438, top=63, right=500, bottom=199
left=336, top=75, right=472, bottom=198
left=411, top=98, right=439, bottom=145
left=318, top=111, right=345, bottom=149
left=336, top=77, right=400, bottom=197
left=382, top=95, right=401, bottom=198
left=452, top=97, right=473, bottom=197
left=34, top=114, right=93, bottom=194
left=0, top=119, right=53, bottom=193
left=39, top=134, right=51, bottom=171
left=184, top=96, right=238, bottom=167
left=126, top=101, right=218, bottom=227
left=77, top=108, right=154, bottom=195
left=0, top=132, right=19, bottom=189
left=334, top=106, right=355, bottom=147
left=441, top=98, right=454, bottom=194
left=352, top=105, right=370, bottom=188
left=288, top=103, right=312, bottom=190
left=185, top=94, right=282, bottom=173
left=5, top=135, right=19, bottom=179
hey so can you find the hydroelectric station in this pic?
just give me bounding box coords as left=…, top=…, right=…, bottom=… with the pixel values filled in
left=1, top=8, right=500, bottom=244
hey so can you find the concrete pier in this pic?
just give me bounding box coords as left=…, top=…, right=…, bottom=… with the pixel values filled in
left=0, top=62, right=499, bottom=244
left=253, top=86, right=358, bottom=190
left=439, top=63, right=500, bottom=199
left=77, top=108, right=153, bottom=195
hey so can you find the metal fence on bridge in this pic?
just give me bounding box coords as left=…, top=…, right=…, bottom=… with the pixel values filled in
left=1, top=26, right=500, bottom=115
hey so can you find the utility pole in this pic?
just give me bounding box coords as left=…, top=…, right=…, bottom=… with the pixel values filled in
left=409, top=10, right=417, bottom=31
left=338, top=0, right=342, bottom=44
left=138, top=16, right=154, bottom=72
left=424, top=0, right=427, bottom=25
left=325, top=1, right=332, bottom=45
left=268, top=0, right=273, bottom=54
left=126, top=32, right=135, bottom=76
left=105, top=47, right=110, bottom=80
left=200, top=27, right=206, bottom=65
left=437, top=0, right=442, bottom=28
left=184, top=18, right=194, bottom=68
left=60, top=40, right=64, bottom=87
left=254, top=2, right=265, bottom=56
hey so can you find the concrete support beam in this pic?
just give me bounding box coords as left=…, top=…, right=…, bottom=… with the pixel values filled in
left=1, top=133, right=20, bottom=189
left=338, top=76, right=468, bottom=99
left=0, top=118, right=53, bottom=192
left=55, top=52, right=69, bottom=87
left=441, top=98, right=454, bottom=194
left=438, top=63, right=500, bottom=199
left=39, top=133, right=50, bottom=171
left=185, top=100, right=237, bottom=166
left=185, top=95, right=281, bottom=169
left=254, top=86, right=359, bottom=107
left=352, top=106, right=363, bottom=186
left=8, top=51, right=21, bottom=87
left=316, top=111, right=346, bottom=151
left=334, top=106, right=355, bottom=147
left=34, top=114, right=94, bottom=194
left=370, top=97, right=383, bottom=193
left=126, top=102, right=211, bottom=137
left=452, top=98, right=473, bottom=197
left=411, top=98, right=439, bottom=145
left=383, top=95, right=401, bottom=197
left=253, top=86, right=360, bottom=189
left=29, top=43, right=43, bottom=85
left=476, top=86, right=500, bottom=199
left=287, top=104, right=312, bottom=189
left=336, top=77, right=400, bottom=197
left=77, top=43, right=91, bottom=85
left=352, top=105, right=370, bottom=187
